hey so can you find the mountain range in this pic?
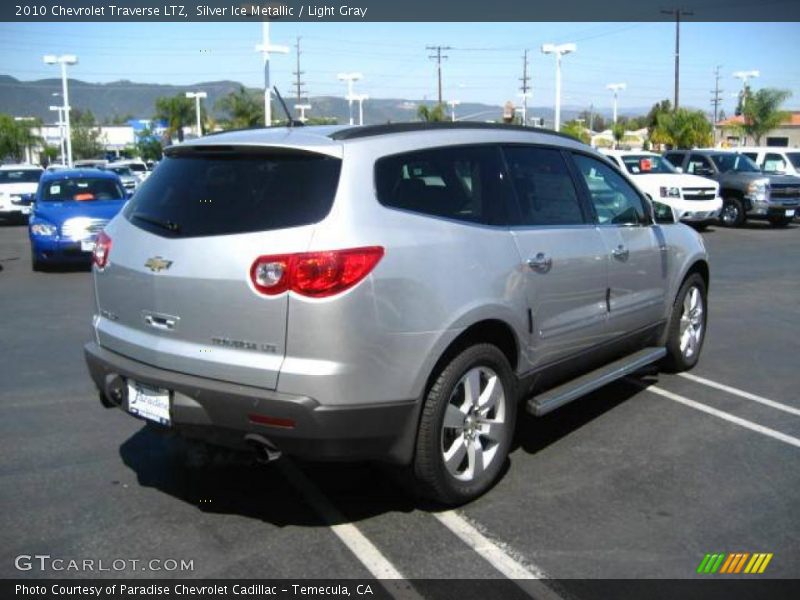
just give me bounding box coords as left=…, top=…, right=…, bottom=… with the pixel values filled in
left=0, top=75, right=646, bottom=126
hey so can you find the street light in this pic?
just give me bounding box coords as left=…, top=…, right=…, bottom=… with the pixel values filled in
left=606, top=83, right=626, bottom=124
left=733, top=70, right=759, bottom=110
left=541, top=43, right=576, bottom=132
left=185, top=91, right=207, bottom=137
left=350, top=94, right=368, bottom=126
left=337, top=73, right=362, bottom=126
left=43, top=54, right=77, bottom=167
left=447, top=99, right=461, bottom=122
left=255, top=22, right=289, bottom=127
left=49, top=105, right=66, bottom=165
left=294, top=103, right=311, bottom=123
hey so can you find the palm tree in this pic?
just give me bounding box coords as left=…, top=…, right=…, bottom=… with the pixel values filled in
left=651, top=108, right=712, bottom=149
left=215, top=86, right=262, bottom=129
left=154, top=94, right=194, bottom=142
left=417, top=103, right=447, bottom=122
left=740, top=88, right=792, bottom=145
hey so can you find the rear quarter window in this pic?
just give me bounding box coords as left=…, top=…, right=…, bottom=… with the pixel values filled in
left=123, top=151, right=341, bottom=238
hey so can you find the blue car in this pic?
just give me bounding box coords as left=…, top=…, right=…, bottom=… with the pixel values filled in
left=29, top=169, right=129, bottom=271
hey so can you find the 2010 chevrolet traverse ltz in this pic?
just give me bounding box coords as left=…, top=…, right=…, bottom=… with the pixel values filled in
left=85, top=123, right=709, bottom=504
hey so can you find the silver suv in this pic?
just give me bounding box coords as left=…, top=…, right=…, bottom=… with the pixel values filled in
left=85, top=123, right=709, bottom=504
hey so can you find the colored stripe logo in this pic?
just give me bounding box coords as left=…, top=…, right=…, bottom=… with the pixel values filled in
left=697, top=553, right=773, bottom=574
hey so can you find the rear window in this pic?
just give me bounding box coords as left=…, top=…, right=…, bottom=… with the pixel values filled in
left=42, top=178, right=125, bottom=202
left=123, top=151, right=341, bottom=238
left=0, top=169, right=43, bottom=183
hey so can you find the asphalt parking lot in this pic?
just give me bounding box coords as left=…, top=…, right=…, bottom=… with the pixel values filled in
left=0, top=219, right=798, bottom=589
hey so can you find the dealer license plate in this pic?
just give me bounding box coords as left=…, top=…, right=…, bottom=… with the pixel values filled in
left=786, top=209, right=795, bottom=217
left=80, top=239, right=96, bottom=252
left=127, top=381, right=171, bottom=426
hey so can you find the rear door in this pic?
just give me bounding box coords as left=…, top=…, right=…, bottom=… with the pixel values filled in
left=570, top=152, right=667, bottom=338
left=94, top=147, right=342, bottom=390
left=502, top=145, right=609, bottom=367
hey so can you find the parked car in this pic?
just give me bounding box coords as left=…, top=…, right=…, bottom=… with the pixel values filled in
left=0, top=164, right=43, bottom=222
left=104, top=164, right=139, bottom=193
left=29, top=169, right=128, bottom=271
left=110, top=159, right=150, bottom=182
left=84, top=123, right=710, bottom=504
left=602, top=150, right=721, bottom=229
left=663, top=149, right=800, bottom=227
left=737, top=146, right=800, bottom=177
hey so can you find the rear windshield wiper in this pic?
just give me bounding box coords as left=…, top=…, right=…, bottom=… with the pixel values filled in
left=132, top=212, right=180, bottom=233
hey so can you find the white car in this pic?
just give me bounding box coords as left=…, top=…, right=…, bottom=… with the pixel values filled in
left=109, top=159, right=150, bottom=182
left=602, top=150, right=722, bottom=228
left=0, top=164, right=43, bottom=221
left=738, top=146, right=800, bottom=177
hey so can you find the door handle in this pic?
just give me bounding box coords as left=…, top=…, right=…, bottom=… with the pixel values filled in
left=527, top=252, right=553, bottom=273
left=611, top=245, right=629, bottom=261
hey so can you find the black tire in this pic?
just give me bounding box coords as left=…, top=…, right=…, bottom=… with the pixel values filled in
left=768, top=215, right=792, bottom=228
left=413, top=344, right=516, bottom=505
left=662, top=273, right=707, bottom=372
left=719, top=197, right=746, bottom=228
left=690, top=221, right=710, bottom=232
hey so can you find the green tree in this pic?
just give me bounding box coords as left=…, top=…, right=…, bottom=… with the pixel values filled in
left=41, top=145, right=60, bottom=164
left=136, top=128, right=163, bottom=161
left=561, top=120, right=590, bottom=144
left=215, top=86, right=263, bottom=129
left=154, top=94, right=194, bottom=142
left=651, top=108, right=713, bottom=149
left=578, top=109, right=605, bottom=132
left=70, top=109, right=105, bottom=159
left=645, top=99, right=672, bottom=139
left=612, top=122, right=626, bottom=148
left=739, top=88, right=792, bottom=145
left=0, top=114, right=42, bottom=162
left=417, top=103, right=447, bottom=122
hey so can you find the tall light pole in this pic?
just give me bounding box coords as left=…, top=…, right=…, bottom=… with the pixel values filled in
left=447, top=99, right=460, bottom=122
left=352, top=94, right=368, bottom=126
left=337, top=72, right=362, bottom=126
left=49, top=105, right=66, bottom=165
left=733, top=70, right=759, bottom=110
left=541, top=43, right=576, bottom=132
left=294, top=104, right=311, bottom=123
left=607, top=83, right=626, bottom=124
left=185, top=91, right=207, bottom=137
left=255, top=22, right=288, bottom=127
left=43, top=54, right=77, bottom=167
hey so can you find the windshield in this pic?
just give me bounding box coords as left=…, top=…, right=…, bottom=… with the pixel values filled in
left=125, top=163, right=147, bottom=172
left=787, top=153, right=800, bottom=169
left=41, top=178, right=125, bottom=202
left=620, top=155, right=677, bottom=175
left=0, top=169, right=43, bottom=184
left=710, top=153, right=761, bottom=173
left=109, top=167, right=133, bottom=177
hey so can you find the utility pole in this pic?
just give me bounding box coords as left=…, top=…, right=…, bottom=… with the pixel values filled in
left=711, top=65, right=722, bottom=144
left=426, top=45, right=451, bottom=105
left=255, top=22, right=288, bottom=127
left=661, top=8, right=693, bottom=110
left=293, top=36, right=306, bottom=106
left=519, top=49, right=531, bottom=126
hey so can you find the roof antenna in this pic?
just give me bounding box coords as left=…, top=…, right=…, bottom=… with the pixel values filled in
left=273, top=86, right=304, bottom=127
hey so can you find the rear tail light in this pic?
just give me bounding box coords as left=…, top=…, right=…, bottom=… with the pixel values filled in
left=250, top=246, right=384, bottom=298
left=93, top=231, right=112, bottom=269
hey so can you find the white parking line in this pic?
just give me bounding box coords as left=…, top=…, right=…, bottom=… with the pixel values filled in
left=434, top=511, right=565, bottom=600
left=634, top=382, right=800, bottom=449
left=678, top=372, right=800, bottom=417
left=278, top=460, right=422, bottom=599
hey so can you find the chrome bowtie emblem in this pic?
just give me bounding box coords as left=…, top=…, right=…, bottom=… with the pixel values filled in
left=144, top=256, right=173, bottom=272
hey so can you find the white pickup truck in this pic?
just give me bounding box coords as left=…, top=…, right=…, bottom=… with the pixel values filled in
left=602, top=150, right=722, bottom=229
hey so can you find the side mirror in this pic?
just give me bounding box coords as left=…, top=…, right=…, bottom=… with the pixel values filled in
left=653, top=201, right=678, bottom=224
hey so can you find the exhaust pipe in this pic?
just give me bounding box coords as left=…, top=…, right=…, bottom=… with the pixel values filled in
left=244, top=433, right=282, bottom=463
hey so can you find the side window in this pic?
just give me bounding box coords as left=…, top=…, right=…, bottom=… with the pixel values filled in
left=572, top=153, right=647, bottom=226
left=375, top=145, right=509, bottom=225
left=663, top=153, right=684, bottom=168
left=763, top=153, right=787, bottom=173
left=687, top=154, right=714, bottom=176
left=503, top=146, right=585, bottom=226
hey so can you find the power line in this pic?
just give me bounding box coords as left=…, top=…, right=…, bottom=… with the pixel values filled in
left=426, top=45, right=451, bottom=105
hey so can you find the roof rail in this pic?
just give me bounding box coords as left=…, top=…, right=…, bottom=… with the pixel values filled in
left=328, top=121, right=585, bottom=143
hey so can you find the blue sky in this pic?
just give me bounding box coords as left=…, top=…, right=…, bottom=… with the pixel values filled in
left=1, top=21, right=799, bottom=116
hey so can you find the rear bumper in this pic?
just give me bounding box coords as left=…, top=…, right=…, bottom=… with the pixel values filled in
left=84, top=342, right=420, bottom=464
